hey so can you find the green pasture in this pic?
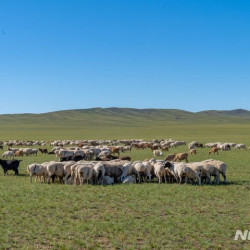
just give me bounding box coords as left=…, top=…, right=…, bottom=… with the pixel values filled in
left=0, top=110, right=249, bottom=249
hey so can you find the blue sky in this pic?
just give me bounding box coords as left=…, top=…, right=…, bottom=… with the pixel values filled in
left=0, top=0, right=250, bottom=114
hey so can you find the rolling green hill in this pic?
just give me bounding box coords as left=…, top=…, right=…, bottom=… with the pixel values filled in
left=0, top=108, right=250, bottom=141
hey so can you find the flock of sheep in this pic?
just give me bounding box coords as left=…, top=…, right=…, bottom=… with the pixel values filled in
left=0, top=138, right=237, bottom=185
left=26, top=158, right=227, bottom=186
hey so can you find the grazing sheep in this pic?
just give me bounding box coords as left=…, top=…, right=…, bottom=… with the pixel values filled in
left=76, top=164, right=94, bottom=185
left=153, top=150, right=163, bottom=157
left=27, top=163, right=48, bottom=183
left=234, top=144, right=247, bottom=150
left=161, top=146, right=169, bottom=151
left=31, top=149, right=38, bottom=156
left=46, top=162, right=66, bottom=183
left=63, top=161, right=77, bottom=182
left=209, top=147, right=219, bottom=155
left=15, top=150, right=24, bottom=157
left=101, top=161, right=124, bottom=183
left=22, top=148, right=33, bottom=156
left=165, top=162, right=201, bottom=185
left=2, top=151, right=14, bottom=159
left=120, top=163, right=134, bottom=181
left=173, top=153, right=189, bottom=163
left=153, top=162, right=167, bottom=183
left=165, top=153, right=176, bottom=162
left=189, top=149, right=197, bottom=155
left=93, top=162, right=106, bottom=184
left=133, top=161, right=153, bottom=183
left=202, top=159, right=227, bottom=184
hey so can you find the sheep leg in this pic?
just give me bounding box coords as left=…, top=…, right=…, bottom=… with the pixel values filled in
left=221, top=173, right=227, bottom=184
left=158, top=175, right=161, bottom=184
left=30, top=174, right=33, bottom=183
left=164, top=172, right=167, bottom=183
left=184, top=176, right=188, bottom=184
left=179, top=175, right=182, bottom=184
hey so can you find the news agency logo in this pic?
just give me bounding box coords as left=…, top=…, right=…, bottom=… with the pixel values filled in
left=234, top=230, right=250, bottom=240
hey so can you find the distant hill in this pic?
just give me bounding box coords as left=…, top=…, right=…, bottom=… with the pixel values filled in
left=1, top=108, right=250, bottom=126
left=1, top=108, right=250, bottom=140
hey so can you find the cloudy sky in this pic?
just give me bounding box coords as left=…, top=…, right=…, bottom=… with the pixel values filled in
left=0, top=0, right=250, bottom=114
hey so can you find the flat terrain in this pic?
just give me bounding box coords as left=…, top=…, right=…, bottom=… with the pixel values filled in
left=0, top=108, right=249, bottom=249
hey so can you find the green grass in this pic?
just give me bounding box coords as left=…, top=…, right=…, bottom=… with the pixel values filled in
left=0, top=109, right=250, bottom=249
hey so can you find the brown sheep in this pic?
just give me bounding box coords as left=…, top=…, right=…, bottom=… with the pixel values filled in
left=165, top=153, right=176, bottom=162
left=110, top=147, right=120, bottom=156
left=15, top=150, right=24, bottom=157
left=161, top=146, right=169, bottom=152
left=189, top=149, right=197, bottom=155
left=209, top=147, right=219, bottom=155
left=173, top=153, right=189, bottom=163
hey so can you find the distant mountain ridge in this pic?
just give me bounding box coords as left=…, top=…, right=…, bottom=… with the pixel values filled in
left=0, top=108, right=250, bottom=127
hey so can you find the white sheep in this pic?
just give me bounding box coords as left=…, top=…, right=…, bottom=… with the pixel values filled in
left=27, top=163, right=48, bottom=183
left=76, top=164, right=94, bottom=185
left=2, top=151, right=14, bottom=159
left=153, top=162, right=166, bottom=183
left=153, top=150, right=163, bottom=157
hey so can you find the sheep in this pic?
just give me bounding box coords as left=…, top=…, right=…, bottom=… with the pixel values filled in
left=165, top=153, right=176, bottom=162
left=27, top=163, right=48, bottom=183
left=57, top=150, right=74, bottom=158
left=7, top=147, right=19, bottom=153
left=202, top=159, right=227, bottom=184
left=22, top=148, right=33, bottom=156
left=70, top=161, right=92, bottom=184
left=189, top=149, right=197, bottom=155
left=76, top=164, right=94, bottom=185
left=187, top=162, right=209, bottom=184
left=101, top=161, right=124, bottom=183
left=209, top=147, right=219, bottom=155
left=200, top=161, right=220, bottom=184
left=93, top=162, right=106, bottom=184
left=2, top=151, right=14, bottom=159
left=63, top=161, right=77, bottom=182
left=121, top=146, right=132, bottom=152
left=153, top=150, right=163, bottom=157
left=120, top=162, right=134, bottom=181
left=173, top=153, right=189, bottom=163
left=122, top=175, right=136, bottom=184
left=153, top=162, right=166, bottom=183
left=102, top=176, right=114, bottom=185
left=46, top=162, right=66, bottom=183
left=234, top=144, right=247, bottom=150
left=31, top=148, right=38, bottom=156
left=133, top=161, right=153, bottom=183
left=15, top=150, right=24, bottom=157
left=165, top=162, right=201, bottom=185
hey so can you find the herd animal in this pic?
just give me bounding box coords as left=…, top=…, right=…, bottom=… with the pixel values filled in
left=0, top=138, right=249, bottom=186
left=24, top=158, right=227, bottom=186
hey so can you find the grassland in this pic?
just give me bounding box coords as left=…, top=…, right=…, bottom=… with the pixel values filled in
left=0, top=108, right=250, bottom=249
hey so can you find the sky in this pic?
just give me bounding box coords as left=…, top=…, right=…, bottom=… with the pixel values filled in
left=0, top=0, right=250, bottom=114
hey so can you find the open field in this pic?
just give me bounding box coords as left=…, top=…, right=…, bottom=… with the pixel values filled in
left=0, top=109, right=250, bottom=249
